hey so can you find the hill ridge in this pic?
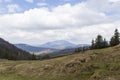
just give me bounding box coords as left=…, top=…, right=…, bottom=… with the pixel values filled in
left=0, top=38, right=32, bottom=60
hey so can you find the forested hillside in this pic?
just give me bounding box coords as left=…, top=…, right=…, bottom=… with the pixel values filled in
left=0, top=38, right=32, bottom=60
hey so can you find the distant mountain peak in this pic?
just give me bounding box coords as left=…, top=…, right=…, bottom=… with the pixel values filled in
left=40, top=40, right=76, bottom=49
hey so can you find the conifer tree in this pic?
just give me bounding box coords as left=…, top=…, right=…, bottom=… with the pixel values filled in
left=110, top=37, right=115, bottom=46
left=31, top=53, right=36, bottom=60
left=110, top=29, right=120, bottom=46
left=91, top=35, right=109, bottom=49
left=95, top=35, right=104, bottom=49
left=91, top=39, right=95, bottom=49
left=103, top=38, right=109, bottom=48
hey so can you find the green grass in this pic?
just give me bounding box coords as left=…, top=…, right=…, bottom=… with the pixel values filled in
left=0, top=45, right=120, bottom=80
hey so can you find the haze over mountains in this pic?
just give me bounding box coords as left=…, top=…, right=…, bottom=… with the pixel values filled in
left=39, top=40, right=76, bottom=49
left=14, top=40, right=90, bottom=58
left=15, top=44, right=55, bottom=53
left=15, top=40, right=89, bottom=53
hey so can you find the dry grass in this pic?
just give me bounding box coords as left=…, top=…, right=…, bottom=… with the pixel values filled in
left=0, top=45, right=120, bottom=80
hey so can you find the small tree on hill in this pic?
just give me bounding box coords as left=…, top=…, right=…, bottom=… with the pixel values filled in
left=110, top=29, right=120, bottom=46
left=91, top=39, right=95, bottom=49
left=91, top=35, right=108, bottom=49
left=95, top=35, right=104, bottom=49
left=31, top=53, right=36, bottom=60
left=103, top=38, right=109, bottom=48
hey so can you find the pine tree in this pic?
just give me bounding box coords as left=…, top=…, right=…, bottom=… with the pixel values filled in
left=103, top=38, right=109, bottom=48
left=114, top=29, right=120, bottom=44
left=91, top=39, right=95, bottom=49
left=110, top=37, right=115, bottom=46
left=110, top=29, right=120, bottom=46
left=95, top=35, right=104, bottom=49
left=31, top=53, right=36, bottom=60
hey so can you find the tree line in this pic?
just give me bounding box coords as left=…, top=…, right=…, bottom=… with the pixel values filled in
left=91, top=29, right=120, bottom=49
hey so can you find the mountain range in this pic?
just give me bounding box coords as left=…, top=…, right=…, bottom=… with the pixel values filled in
left=39, top=40, right=76, bottom=49
left=14, top=44, right=55, bottom=53
left=15, top=40, right=89, bottom=53
left=0, top=37, right=89, bottom=60
left=14, top=40, right=90, bottom=58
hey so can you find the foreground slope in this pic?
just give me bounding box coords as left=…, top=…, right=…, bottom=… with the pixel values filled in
left=0, top=45, right=120, bottom=80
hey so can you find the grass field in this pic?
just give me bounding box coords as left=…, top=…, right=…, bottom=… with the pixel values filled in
left=0, top=45, right=120, bottom=80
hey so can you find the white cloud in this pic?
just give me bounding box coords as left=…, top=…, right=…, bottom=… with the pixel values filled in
left=25, top=0, right=34, bottom=3
left=0, top=1, right=120, bottom=45
left=109, top=0, right=120, bottom=2
left=86, top=0, right=120, bottom=15
left=0, top=3, right=110, bottom=30
left=7, top=4, right=21, bottom=13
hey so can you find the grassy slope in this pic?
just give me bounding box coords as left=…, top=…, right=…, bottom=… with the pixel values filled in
left=0, top=45, right=120, bottom=80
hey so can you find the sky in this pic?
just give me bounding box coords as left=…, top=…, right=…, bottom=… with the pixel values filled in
left=0, top=0, right=120, bottom=45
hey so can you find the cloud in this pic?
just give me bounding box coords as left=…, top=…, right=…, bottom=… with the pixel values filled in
left=109, top=0, right=120, bottom=2
left=7, top=4, right=21, bottom=13
left=0, top=22, right=119, bottom=45
left=0, top=3, right=110, bottom=31
left=0, top=0, right=120, bottom=45
left=25, top=0, right=34, bottom=3
left=86, top=0, right=120, bottom=15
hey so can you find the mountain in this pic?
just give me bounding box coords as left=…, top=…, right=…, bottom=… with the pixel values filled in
left=14, top=43, right=76, bottom=58
left=14, top=44, right=55, bottom=53
left=0, top=38, right=32, bottom=60
left=14, top=41, right=90, bottom=57
left=40, top=40, right=76, bottom=49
